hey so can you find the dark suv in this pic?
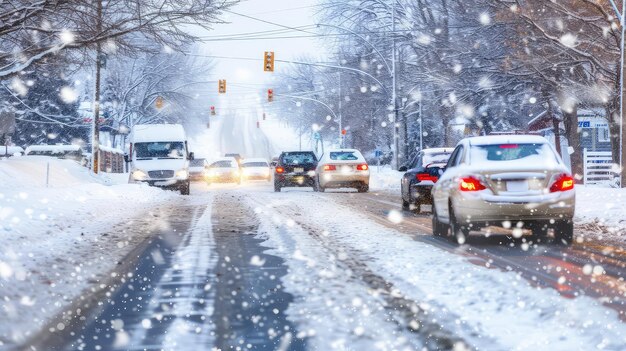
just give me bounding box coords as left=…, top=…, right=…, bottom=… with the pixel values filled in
left=274, top=151, right=318, bottom=192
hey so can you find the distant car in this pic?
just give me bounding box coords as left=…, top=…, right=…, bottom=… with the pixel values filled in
left=224, top=153, right=243, bottom=165
left=206, top=157, right=241, bottom=184
left=316, top=149, right=370, bottom=193
left=189, top=158, right=209, bottom=181
left=431, top=135, right=575, bottom=245
left=274, top=151, right=318, bottom=192
left=241, top=158, right=271, bottom=182
left=270, top=156, right=279, bottom=168
left=399, top=148, right=454, bottom=213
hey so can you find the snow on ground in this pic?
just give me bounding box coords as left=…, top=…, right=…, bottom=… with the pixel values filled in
left=249, top=191, right=626, bottom=350
left=0, top=156, right=179, bottom=348
left=368, top=169, right=626, bottom=244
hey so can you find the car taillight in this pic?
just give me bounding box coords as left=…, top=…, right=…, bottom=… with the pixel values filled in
left=550, top=174, right=574, bottom=192
left=275, top=166, right=284, bottom=174
left=499, top=144, right=519, bottom=149
left=459, top=177, right=486, bottom=191
left=323, top=164, right=336, bottom=171
left=356, top=164, right=368, bottom=171
left=416, top=173, right=438, bottom=182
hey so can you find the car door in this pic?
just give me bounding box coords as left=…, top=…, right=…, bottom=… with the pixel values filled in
left=433, top=145, right=464, bottom=222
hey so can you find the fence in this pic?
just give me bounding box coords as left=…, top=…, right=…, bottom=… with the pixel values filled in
left=98, top=146, right=125, bottom=173
left=583, top=148, right=614, bottom=185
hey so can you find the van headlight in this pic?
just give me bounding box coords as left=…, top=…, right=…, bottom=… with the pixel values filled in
left=175, top=169, right=189, bottom=180
left=132, top=169, right=148, bottom=181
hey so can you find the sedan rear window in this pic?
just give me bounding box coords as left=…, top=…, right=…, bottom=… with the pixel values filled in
left=422, top=153, right=451, bottom=166
left=470, top=143, right=557, bottom=164
left=211, top=160, right=235, bottom=168
left=329, top=151, right=360, bottom=161
left=281, top=152, right=316, bottom=164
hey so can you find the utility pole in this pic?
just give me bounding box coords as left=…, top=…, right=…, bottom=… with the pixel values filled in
left=338, top=71, right=343, bottom=148
left=92, top=0, right=103, bottom=174
left=608, top=0, right=625, bottom=187
left=391, top=0, right=399, bottom=169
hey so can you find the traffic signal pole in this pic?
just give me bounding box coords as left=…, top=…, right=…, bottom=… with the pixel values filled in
left=92, top=0, right=103, bottom=174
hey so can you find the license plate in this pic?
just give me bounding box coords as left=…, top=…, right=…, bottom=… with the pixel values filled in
left=506, top=180, right=528, bottom=192
left=294, top=167, right=304, bottom=173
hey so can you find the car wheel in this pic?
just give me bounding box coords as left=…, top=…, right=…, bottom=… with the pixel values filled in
left=554, top=219, right=574, bottom=245
left=431, top=205, right=447, bottom=237
left=180, top=181, right=190, bottom=196
left=529, top=221, right=548, bottom=243
left=413, top=202, right=421, bottom=214
left=274, top=183, right=281, bottom=192
left=317, top=178, right=325, bottom=193
left=449, top=207, right=469, bottom=244
left=357, top=183, right=368, bottom=193
left=312, top=179, right=320, bottom=192
left=401, top=196, right=410, bottom=210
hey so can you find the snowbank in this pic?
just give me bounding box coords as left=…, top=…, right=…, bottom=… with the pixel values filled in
left=0, top=156, right=178, bottom=348
left=369, top=165, right=402, bottom=191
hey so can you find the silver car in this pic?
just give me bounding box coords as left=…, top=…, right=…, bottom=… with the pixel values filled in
left=316, top=149, right=370, bottom=192
left=431, top=135, right=575, bottom=245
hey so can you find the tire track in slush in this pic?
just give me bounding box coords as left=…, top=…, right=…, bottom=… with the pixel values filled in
left=246, top=195, right=474, bottom=351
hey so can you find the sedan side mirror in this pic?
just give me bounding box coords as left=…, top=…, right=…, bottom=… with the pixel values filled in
left=398, top=166, right=408, bottom=172
left=188, top=152, right=195, bottom=161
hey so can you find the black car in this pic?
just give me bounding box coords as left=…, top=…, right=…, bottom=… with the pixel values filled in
left=399, top=148, right=454, bottom=213
left=274, top=151, right=318, bottom=192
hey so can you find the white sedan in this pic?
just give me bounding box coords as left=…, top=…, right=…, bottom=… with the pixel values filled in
left=316, top=149, right=370, bottom=192
left=241, top=158, right=271, bottom=182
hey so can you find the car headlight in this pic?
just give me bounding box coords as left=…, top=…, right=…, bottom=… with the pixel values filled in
left=175, top=169, right=189, bottom=180
left=132, top=169, right=148, bottom=181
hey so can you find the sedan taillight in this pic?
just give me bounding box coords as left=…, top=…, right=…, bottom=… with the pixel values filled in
left=323, top=164, right=336, bottom=171
left=550, top=174, right=574, bottom=192
left=416, top=173, right=438, bottom=182
left=459, top=177, right=486, bottom=191
left=356, top=164, right=369, bottom=171
left=275, top=166, right=284, bottom=174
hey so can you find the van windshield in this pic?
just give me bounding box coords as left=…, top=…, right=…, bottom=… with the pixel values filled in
left=134, top=142, right=185, bottom=159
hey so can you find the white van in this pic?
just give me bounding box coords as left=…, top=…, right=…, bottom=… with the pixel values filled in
left=128, top=124, right=193, bottom=195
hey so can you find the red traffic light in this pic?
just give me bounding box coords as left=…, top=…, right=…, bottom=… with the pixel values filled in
left=267, top=89, right=274, bottom=102
left=341, top=129, right=347, bottom=135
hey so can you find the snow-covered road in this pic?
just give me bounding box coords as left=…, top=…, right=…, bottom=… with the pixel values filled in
left=10, top=180, right=623, bottom=351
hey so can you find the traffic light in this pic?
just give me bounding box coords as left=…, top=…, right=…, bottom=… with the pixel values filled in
left=267, top=89, right=274, bottom=102
left=263, top=51, right=275, bottom=72
left=210, top=106, right=216, bottom=115
left=218, top=79, right=226, bottom=94
left=341, top=129, right=347, bottom=135
left=155, top=96, right=164, bottom=109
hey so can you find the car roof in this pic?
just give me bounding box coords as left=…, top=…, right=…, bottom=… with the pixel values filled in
left=213, top=157, right=237, bottom=163
left=326, top=149, right=362, bottom=153
left=464, top=135, right=548, bottom=146
left=422, top=147, right=454, bottom=154
left=242, top=158, right=269, bottom=164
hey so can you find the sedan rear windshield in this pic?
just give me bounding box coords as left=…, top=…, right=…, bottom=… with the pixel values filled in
left=470, top=143, right=558, bottom=165
left=281, top=152, right=316, bottom=164
left=242, top=162, right=268, bottom=167
left=329, top=151, right=360, bottom=161
left=210, top=160, right=236, bottom=168
left=422, top=153, right=451, bottom=166
left=189, top=159, right=206, bottom=167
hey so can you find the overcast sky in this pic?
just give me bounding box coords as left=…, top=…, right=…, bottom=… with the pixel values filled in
left=192, top=0, right=327, bottom=115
